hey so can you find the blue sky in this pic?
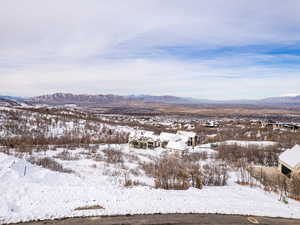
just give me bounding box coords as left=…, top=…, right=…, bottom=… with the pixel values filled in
left=158, top=44, right=300, bottom=60
left=0, top=0, right=300, bottom=100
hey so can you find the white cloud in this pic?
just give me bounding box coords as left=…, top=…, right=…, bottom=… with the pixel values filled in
left=281, top=93, right=300, bottom=97
left=1, top=57, right=300, bottom=100
left=0, top=0, right=300, bottom=99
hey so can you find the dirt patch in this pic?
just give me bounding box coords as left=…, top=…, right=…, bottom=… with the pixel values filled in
left=74, top=205, right=104, bottom=211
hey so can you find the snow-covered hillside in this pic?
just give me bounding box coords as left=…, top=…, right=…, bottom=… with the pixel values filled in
left=1, top=145, right=300, bottom=224
left=1, top=105, right=300, bottom=224
left=0, top=106, right=132, bottom=144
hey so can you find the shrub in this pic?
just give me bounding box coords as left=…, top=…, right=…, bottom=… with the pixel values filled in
left=182, top=152, right=208, bottom=161
left=129, top=167, right=142, bottom=176
left=123, top=173, right=141, bottom=187
left=103, top=148, right=124, bottom=164
left=290, top=174, right=300, bottom=199
left=139, top=161, right=155, bottom=177
left=202, top=163, right=229, bottom=186
left=54, top=150, right=80, bottom=161
left=215, top=144, right=280, bottom=167
left=28, top=156, right=73, bottom=173
left=154, top=155, right=202, bottom=190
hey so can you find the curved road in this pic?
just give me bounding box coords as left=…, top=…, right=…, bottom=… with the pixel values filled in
left=7, top=214, right=300, bottom=225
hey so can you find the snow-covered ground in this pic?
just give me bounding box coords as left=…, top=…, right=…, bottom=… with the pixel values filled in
left=1, top=144, right=300, bottom=224
left=200, top=140, right=278, bottom=148
left=0, top=106, right=134, bottom=140
left=221, top=140, right=278, bottom=147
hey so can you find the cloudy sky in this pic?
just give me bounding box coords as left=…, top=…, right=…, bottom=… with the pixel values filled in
left=1, top=0, right=300, bottom=99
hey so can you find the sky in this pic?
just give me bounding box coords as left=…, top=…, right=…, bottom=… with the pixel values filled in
left=1, top=0, right=300, bottom=100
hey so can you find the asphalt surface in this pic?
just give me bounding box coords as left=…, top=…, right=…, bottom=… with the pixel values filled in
left=7, top=214, right=300, bottom=225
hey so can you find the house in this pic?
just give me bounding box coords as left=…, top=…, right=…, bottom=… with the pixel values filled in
left=129, top=130, right=199, bottom=151
left=204, top=120, right=219, bottom=128
left=278, top=145, right=300, bottom=177
left=165, top=131, right=198, bottom=151
left=166, top=138, right=188, bottom=152
left=176, top=131, right=198, bottom=147
left=261, top=120, right=299, bottom=132
left=128, top=130, right=160, bottom=149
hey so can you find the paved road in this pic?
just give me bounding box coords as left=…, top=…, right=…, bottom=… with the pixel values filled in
left=7, top=214, right=300, bottom=225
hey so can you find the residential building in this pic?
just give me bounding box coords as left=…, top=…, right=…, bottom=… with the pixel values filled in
left=278, top=145, right=300, bottom=177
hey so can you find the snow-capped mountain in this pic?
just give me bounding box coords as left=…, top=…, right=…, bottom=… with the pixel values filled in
left=25, top=93, right=203, bottom=106
left=3, top=93, right=300, bottom=107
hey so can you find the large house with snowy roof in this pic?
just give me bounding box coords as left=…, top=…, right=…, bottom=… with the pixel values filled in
left=129, top=130, right=199, bottom=151
left=278, top=145, right=300, bottom=177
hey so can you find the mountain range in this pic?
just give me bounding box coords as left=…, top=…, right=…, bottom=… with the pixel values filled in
left=1, top=93, right=300, bottom=107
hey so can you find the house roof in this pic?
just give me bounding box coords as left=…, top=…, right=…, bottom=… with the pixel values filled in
left=130, top=130, right=197, bottom=150
left=129, top=130, right=156, bottom=140
left=279, top=145, right=300, bottom=168
left=166, top=139, right=188, bottom=151
left=159, top=132, right=178, bottom=141
left=176, top=131, right=196, bottom=138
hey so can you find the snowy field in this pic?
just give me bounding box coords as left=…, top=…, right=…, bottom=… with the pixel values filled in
left=200, top=140, right=279, bottom=148
left=1, top=144, right=300, bottom=224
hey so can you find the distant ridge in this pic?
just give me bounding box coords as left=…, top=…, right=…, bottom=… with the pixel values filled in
left=25, top=93, right=201, bottom=106
left=0, top=97, right=22, bottom=106
left=0, top=95, right=24, bottom=102
left=2, top=93, right=300, bottom=107
left=260, top=95, right=300, bottom=105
